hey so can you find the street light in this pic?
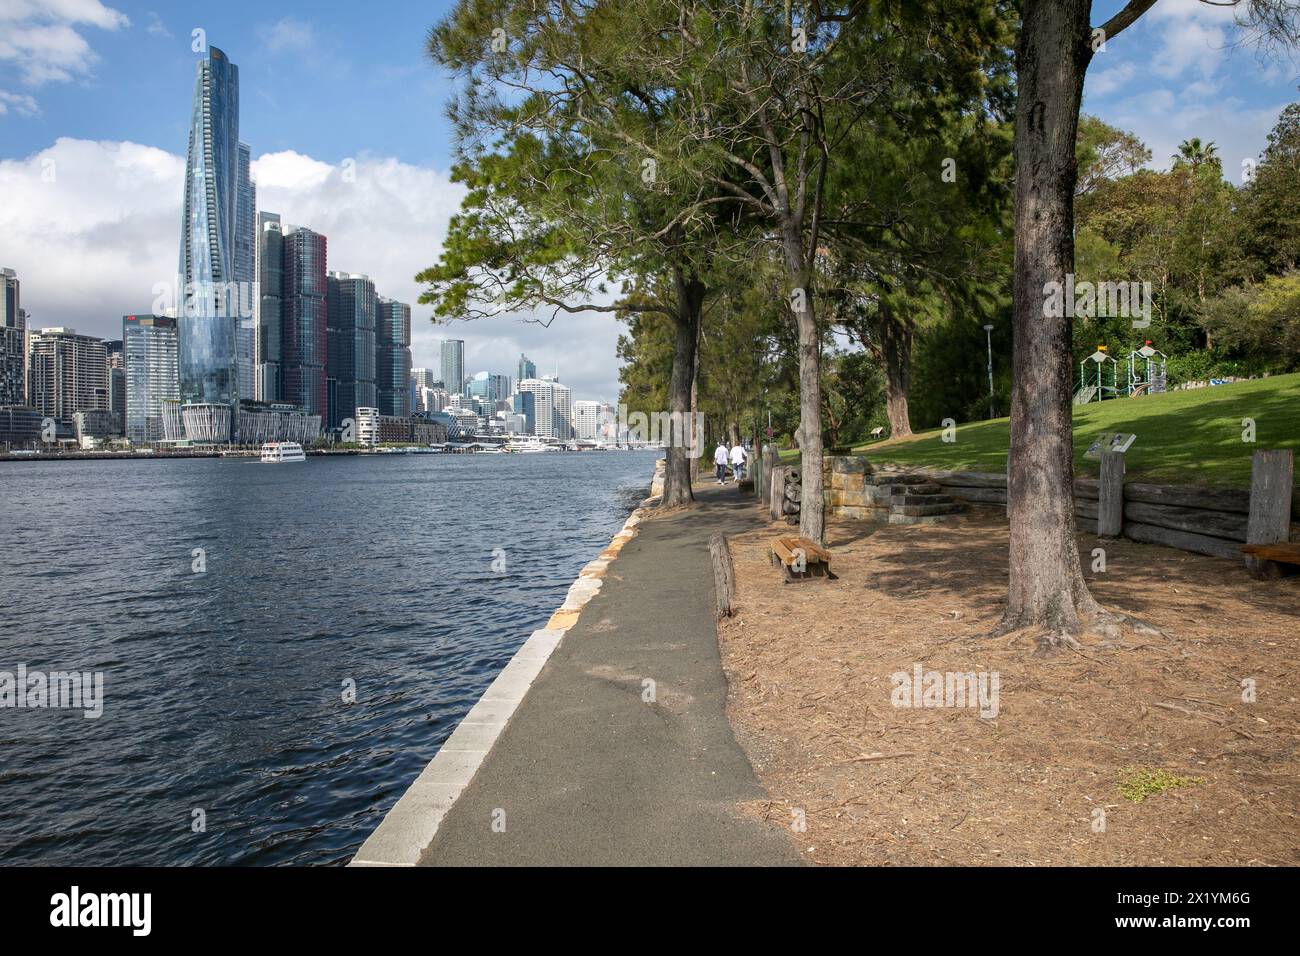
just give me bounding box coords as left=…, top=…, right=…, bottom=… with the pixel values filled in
left=983, top=324, right=995, bottom=419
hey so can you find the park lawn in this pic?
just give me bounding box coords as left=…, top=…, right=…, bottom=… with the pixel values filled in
left=810, top=372, right=1300, bottom=489
left=852, top=374, right=1300, bottom=489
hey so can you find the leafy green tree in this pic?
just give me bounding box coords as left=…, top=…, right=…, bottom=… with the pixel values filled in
left=1240, top=101, right=1300, bottom=275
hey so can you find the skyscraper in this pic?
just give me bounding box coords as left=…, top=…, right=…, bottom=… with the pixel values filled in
left=123, top=315, right=179, bottom=443
left=26, top=328, right=109, bottom=420
left=467, top=371, right=510, bottom=403
left=254, top=211, right=282, bottom=401
left=177, top=46, right=243, bottom=439
left=326, top=272, right=377, bottom=428
left=280, top=226, right=328, bottom=419
left=376, top=297, right=412, bottom=417
left=104, top=339, right=126, bottom=435
left=0, top=326, right=24, bottom=407
left=517, top=378, right=558, bottom=438
left=1, top=268, right=21, bottom=330
left=517, top=353, right=536, bottom=384
left=235, top=141, right=256, bottom=402
left=440, top=339, right=465, bottom=396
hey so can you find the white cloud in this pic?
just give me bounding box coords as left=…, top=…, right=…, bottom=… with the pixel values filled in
left=1086, top=62, right=1136, bottom=97
left=259, top=17, right=319, bottom=55
left=145, top=12, right=171, bottom=39
left=0, top=137, right=628, bottom=402
left=0, top=88, right=40, bottom=116
left=0, top=0, right=128, bottom=87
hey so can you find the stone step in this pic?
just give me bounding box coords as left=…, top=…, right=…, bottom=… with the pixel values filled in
left=892, top=502, right=966, bottom=517
left=890, top=493, right=955, bottom=507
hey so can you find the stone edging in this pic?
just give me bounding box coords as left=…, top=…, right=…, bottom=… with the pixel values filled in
left=349, top=460, right=664, bottom=866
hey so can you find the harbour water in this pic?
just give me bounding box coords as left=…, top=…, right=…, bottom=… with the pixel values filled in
left=0, top=450, right=659, bottom=865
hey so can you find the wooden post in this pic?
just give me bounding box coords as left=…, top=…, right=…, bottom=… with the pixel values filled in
left=709, top=532, right=735, bottom=619
left=1245, top=449, right=1294, bottom=579
left=1097, top=449, right=1125, bottom=537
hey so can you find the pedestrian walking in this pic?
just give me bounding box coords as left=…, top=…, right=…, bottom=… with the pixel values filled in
left=713, top=442, right=729, bottom=484
left=729, top=442, right=747, bottom=482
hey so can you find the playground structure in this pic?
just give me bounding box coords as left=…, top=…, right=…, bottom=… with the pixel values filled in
left=1073, top=341, right=1167, bottom=404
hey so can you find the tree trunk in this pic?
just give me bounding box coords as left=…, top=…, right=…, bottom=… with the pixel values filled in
left=1001, top=0, right=1101, bottom=639
left=662, top=268, right=704, bottom=508
left=784, top=236, right=825, bottom=546
left=879, top=303, right=913, bottom=439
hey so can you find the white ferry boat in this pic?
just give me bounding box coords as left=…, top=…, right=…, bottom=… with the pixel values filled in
left=502, top=437, right=554, bottom=453
left=260, top=441, right=306, bottom=463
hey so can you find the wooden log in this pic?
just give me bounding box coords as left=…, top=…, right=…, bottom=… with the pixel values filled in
left=784, top=482, right=803, bottom=503
left=782, top=499, right=800, bottom=516
left=769, top=465, right=793, bottom=521
left=1097, top=450, right=1125, bottom=537
left=1246, top=449, right=1295, bottom=579
left=787, top=469, right=802, bottom=483
left=944, top=486, right=1007, bottom=505
left=1126, top=481, right=1250, bottom=514
left=1075, top=498, right=1099, bottom=520
left=709, top=532, right=735, bottom=619
left=1123, top=500, right=1247, bottom=542
left=759, top=446, right=778, bottom=504
left=1074, top=478, right=1100, bottom=500
left=1124, top=521, right=1244, bottom=560
left=932, top=471, right=1007, bottom=488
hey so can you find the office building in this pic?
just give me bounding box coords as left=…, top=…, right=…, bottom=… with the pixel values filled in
left=123, top=314, right=179, bottom=443
left=326, top=272, right=377, bottom=428
left=440, top=339, right=465, bottom=396
left=573, top=400, right=608, bottom=440
left=235, top=142, right=256, bottom=402
left=517, top=353, right=536, bottom=384
left=376, top=297, right=411, bottom=417
left=511, top=390, right=534, bottom=434
left=104, top=339, right=125, bottom=435
left=466, top=371, right=510, bottom=404
left=281, top=226, right=328, bottom=420
left=254, top=212, right=282, bottom=401
left=26, top=328, right=108, bottom=420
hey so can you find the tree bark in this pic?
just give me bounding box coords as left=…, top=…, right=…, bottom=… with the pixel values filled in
left=1001, top=0, right=1101, bottom=639
left=662, top=267, right=704, bottom=508
left=879, top=303, right=913, bottom=439
left=785, top=233, right=825, bottom=545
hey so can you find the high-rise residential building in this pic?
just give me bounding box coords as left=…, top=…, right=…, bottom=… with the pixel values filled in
left=517, top=353, right=536, bottom=385
left=573, top=400, right=606, bottom=440
left=326, top=272, right=377, bottom=429
left=254, top=211, right=282, bottom=401
left=26, top=328, right=109, bottom=420
left=548, top=377, right=572, bottom=440
left=123, top=315, right=179, bottom=443
left=2, top=268, right=22, bottom=330
left=376, top=297, right=412, bottom=417
left=0, top=325, right=25, bottom=406
left=177, top=46, right=243, bottom=440
left=517, top=377, right=570, bottom=439
left=104, top=339, right=126, bottom=435
left=235, top=142, right=257, bottom=403
left=280, top=226, right=328, bottom=419
left=440, top=339, right=465, bottom=395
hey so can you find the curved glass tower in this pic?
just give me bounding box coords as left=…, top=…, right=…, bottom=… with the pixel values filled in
left=178, top=46, right=241, bottom=439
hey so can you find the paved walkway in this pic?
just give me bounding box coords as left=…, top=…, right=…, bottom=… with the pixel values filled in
left=419, top=481, right=801, bottom=866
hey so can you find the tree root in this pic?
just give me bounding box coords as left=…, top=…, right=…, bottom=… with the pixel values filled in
left=984, top=606, right=1166, bottom=655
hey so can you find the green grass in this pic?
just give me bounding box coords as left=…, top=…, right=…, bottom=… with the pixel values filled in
left=839, top=373, right=1300, bottom=489
left=1118, top=767, right=1202, bottom=804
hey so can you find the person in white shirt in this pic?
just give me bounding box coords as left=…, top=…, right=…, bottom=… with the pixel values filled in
left=729, top=442, right=747, bottom=482
left=713, top=443, right=729, bottom=484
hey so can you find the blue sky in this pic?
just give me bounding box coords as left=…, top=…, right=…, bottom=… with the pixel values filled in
left=2, top=0, right=1299, bottom=401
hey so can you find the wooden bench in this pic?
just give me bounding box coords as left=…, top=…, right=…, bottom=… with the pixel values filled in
left=1241, top=542, right=1300, bottom=572
left=770, top=535, right=834, bottom=583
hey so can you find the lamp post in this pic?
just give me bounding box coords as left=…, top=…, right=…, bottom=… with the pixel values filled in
left=983, top=324, right=995, bottom=419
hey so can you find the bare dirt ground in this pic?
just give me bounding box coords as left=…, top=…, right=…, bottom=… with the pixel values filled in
left=718, top=506, right=1300, bottom=866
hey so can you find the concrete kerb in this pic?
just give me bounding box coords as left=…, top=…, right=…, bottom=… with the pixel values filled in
left=349, top=468, right=661, bottom=867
